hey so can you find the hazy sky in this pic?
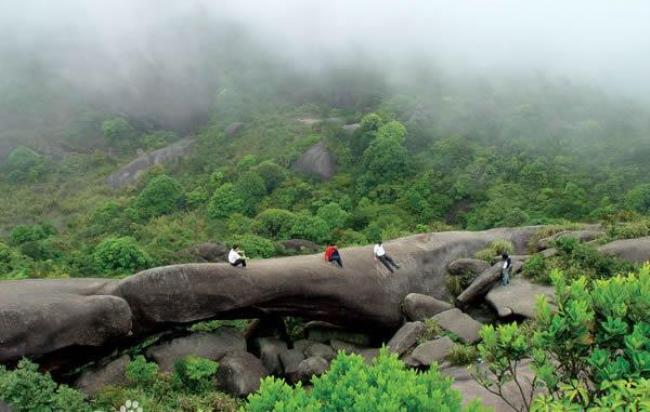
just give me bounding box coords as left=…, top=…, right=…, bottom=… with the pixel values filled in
left=1, top=0, right=650, bottom=99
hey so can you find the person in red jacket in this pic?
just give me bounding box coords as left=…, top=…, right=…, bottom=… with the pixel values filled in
left=324, top=244, right=343, bottom=268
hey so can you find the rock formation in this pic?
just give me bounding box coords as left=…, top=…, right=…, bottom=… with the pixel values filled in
left=293, top=141, right=337, bottom=180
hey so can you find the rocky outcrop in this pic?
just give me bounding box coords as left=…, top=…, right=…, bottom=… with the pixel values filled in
left=293, top=142, right=336, bottom=180
left=408, top=336, right=454, bottom=367
left=1, top=227, right=540, bottom=363
left=146, top=330, right=246, bottom=372
left=432, top=309, right=483, bottom=344
left=215, top=351, right=268, bottom=397
left=537, top=229, right=603, bottom=251
left=74, top=355, right=130, bottom=397
left=485, top=278, right=555, bottom=318
left=456, top=261, right=523, bottom=304
left=186, top=242, right=229, bottom=263
left=106, top=138, right=195, bottom=189
left=387, top=322, right=425, bottom=355
left=403, top=293, right=453, bottom=321
left=446, top=259, right=490, bottom=277
left=598, top=236, right=650, bottom=264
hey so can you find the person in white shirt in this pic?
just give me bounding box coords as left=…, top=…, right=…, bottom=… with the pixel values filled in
left=374, top=240, right=400, bottom=273
left=228, top=244, right=247, bottom=268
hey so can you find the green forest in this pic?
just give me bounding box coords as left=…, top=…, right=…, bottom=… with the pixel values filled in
left=1, top=3, right=650, bottom=412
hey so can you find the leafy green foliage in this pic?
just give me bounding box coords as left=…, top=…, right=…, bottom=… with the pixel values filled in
left=228, top=234, right=276, bottom=258
left=475, top=239, right=514, bottom=262
left=208, top=183, right=244, bottom=219
left=93, top=236, right=150, bottom=275
left=101, top=116, right=135, bottom=144
left=9, top=223, right=51, bottom=244
left=447, top=344, right=479, bottom=366
left=6, top=146, right=46, bottom=183
left=245, top=348, right=489, bottom=411
left=0, top=359, right=90, bottom=412
left=253, top=209, right=297, bottom=239
left=625, top=183, right=650, bottom=214
left=126, top=355, right=159, bottom=387
left=134, top=174, right=185, bottom=219
left=173, top=356, right=218, bottom=393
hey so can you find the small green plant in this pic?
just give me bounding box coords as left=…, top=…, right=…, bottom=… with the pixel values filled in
left=475, top=239, right=514, bottom=262
left=522, top=254, right=549, bottom=283
left=418, top=318, right=444, bottom=343
left=447, top=343, right=479, bottom=366
left=189, top=319, right=249, bottom=333
left=173, top=356, right=218, bottom=393
left=126, top=355, right=159, bottom=387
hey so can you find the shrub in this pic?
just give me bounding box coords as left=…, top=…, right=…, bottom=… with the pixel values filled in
left=625, top=183, right=650, bottom=214
left=523, top=254, right=549, bottom=283
left=189, top=319, right=249, bottom=333
left=101, top=116, right=135, bottom=144
left=208, top=183, right=244, bottom=219
left=316, top=202, right=350, bottom=231
left=6, top=146, right=46, bottom=183
left=126, top=355, right=159, bottom=387
left=475, top=239, right=513, bottom=262
left=552, top=236, right=635, bottom=280
left=607, top=218, right=650, bottom=240
left=93, top=237, right=151, bottom=275
left=289, top=213, right=330, bottom=244
left=418, top=319, right=444, bottom=344
left=236, top=171, right=267, bottom=215
left=9, top=224, right=49, bottom=244
left=173, top=356, right=218, bottom=393
left=253, top=209, right=297, bottom=240
left=245, top=348, right=488, bottom=411
left=228, top=234, right=276, bottom=258
left=253, top=160, right=286, bottom=192
left=447, top=344, right=479, bottom=366
left=135, top=174, right=185, bottom=219
left=0, top=359, right=90, bottom=412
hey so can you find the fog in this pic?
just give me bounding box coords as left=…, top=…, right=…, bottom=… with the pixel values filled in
left=1, top=0, right=650, bottom=132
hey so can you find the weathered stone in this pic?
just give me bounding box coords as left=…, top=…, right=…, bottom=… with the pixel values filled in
left=599, top=236, right=650, bottom=264
left=293, top=339, right=318, bottom=353
left=387, top=321, right=426, bottom=355
left=304, top=342, right=336, bottom=361
left=457, top=261, right=523, bottom=304
left=432, top=309, right=483, bottom=344
left=541, top=248, right=557, bottom=258
left=538, top=229, right=603, bottom=251
left=410, top=337, right=455, bottom=367
left=446, top=259, right=490, bottom=277
left=187, top=243, right=228, bottom=263
left=216, top=351, right=268, bottom=397
left=293, top=141, right=336, bottom=180
left=146, top=330, right=246, bottom=372
left=279, top=349, right=306, bottom=381
left=403, top=293, right=453, bottom=321
left=254, top=337, right=288, bottom=375
left=277, top=239, right=320, bottom=254
left=106, top=138, right=195, bottom=189
left=485, top=278, right=555, bottom=318
left=74, top=355, right=130, bottom=397
left=295, top=357, right=329, bottom=384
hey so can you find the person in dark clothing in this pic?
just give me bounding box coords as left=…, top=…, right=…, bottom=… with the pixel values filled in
left=501, top=253, right=512, bottom=286
left=324, top=244, right=343, bottom=268
left=374, top=240, right=400, bottom=273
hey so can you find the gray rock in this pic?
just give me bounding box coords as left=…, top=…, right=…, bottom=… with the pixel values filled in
left=432, top=309, right=483, bottom=344
left=74, top=355, right=130, bottom=397
left=599, top=236, right=650, bottom=264
left=293, top=142, right=336, bottom=180
left=409, top=337, right=455, bottom=367
left=293, top=339, right=318, bottom=353
left=485, top=278, right=555, bottom=318
left=329, top=339, right=378, bottom=364
left=277, top=239, right=320, bottom=254
left=216, top=351, right=269, bottom=397
left=225, top=122, right=243, bottom=137
left=146, top=330, right=246, bottom=372
left=187, top=243, right=229, bottom=263
left=295, top=356, right=329, bottom=384
left=541, top=248, right=557, bottom=258
left=403, top=293, right=453, bottom=321
left=538, top=229, right=603, bottom=251
left=457, top=261, right=523, bottom=304
left=0, top=401, right=13, bottom=412
left=254, top=337, right=288, bottom=374
left=446, top=259, right=490, bottom=277
left=279, top=349, right=306, bottom=381
left=106, top=138, right=195, bottom=189
left=304, top=342, right=336, bottom=361
left=387, top=321, right=426, bottom=355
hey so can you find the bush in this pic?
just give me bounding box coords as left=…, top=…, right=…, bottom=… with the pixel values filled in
left=553, top=236, right=635, bottom=280
left=173, top=356, right=218, bottom=393
left=101, top=116, right=135, bottom=144
left=447, top=344, right=479, bottom=366
left=289, top=213, right=330, bottom=243
left=9, top=224, right=50, bottom=244
left=135, top=174, right=185, bottom=219
left=625, top=183, right=650, bottom=214
left=245, top=348, right=487, bottom=411
left=93, top=237, right=151, bottom=275
left=253, top=160, right=287, bottom=192
left=523, top=254, right=549, bottom=283
left=208, top=183, right=244, bottom=219
left=253, top=209, right=297, bottom=239
left=475, top=239, right=513, bottom=262
left=0, top=359, right=90, bottom=412
left=126, top=355, right=159, bottom=387
left=6, top=146, right=46, bottom=183
left=418, top=319, right=444, bottom=344
left=229, top=234, right=276, bottom=258
left=316, top=202, right=350, bottom=231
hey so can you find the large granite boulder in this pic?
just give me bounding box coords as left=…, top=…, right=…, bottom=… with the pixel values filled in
left=304, top=342, right=336, bottom=361
left=186, top=243, right=229, bottom=263
left=408, top=336, right=455, bottom=367
left=403, top=293, right=453, bottom=321
left=432, top=309, right=483, bottom=344
left=295, top=356, right=329, bottom=384
left=74, top=355, right=130, bottom=397
left=146, top=330, right=246, bottom=372
left=254, top=337, right=288, bottom=375
left=457, top=261, right=523, bottom=304
left=293, top=142, right=336, bottom=180
left=106, top=138, right=195, bottom=189
left=216, top=351, right=268, bottom=397
left=446, top=259, right=491, bottom=277
left=599, top=237, right=650, bottom=264
left=279, top=349, right=306, bottom=382
left=387, top=321, right=426, bottom=355
left=485, top=278, right=555, bottom=318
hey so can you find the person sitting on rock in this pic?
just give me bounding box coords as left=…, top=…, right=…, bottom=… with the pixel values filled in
left=374, top=240, right=400, bottom=273
left=228, top=244, right=247, bottom=268
left=501, top=253, right=512, bottom=286
left=324, top=243, right=343, bottom=268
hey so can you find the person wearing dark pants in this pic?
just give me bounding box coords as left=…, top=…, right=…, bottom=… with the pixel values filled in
left=324, top=244, right=343, bottom=268
left=501, top=253, right=512, bottom=286
left=228, top=244, right=247, bottom=268
left=374, top=240, right=400, bottom=273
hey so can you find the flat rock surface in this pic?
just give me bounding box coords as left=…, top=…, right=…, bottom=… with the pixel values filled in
left=432, top=309, right=483, bottom=344
left=403, top=293, right=453, bottom=321
left=457, top=261, right=523, bottom=304
left=387, top=321, right=425, bottom=355
left=410, top=336, right=455, bottom=367
left=485, top=278, right=555, bottom=318
left=599, top=236, right=650, bottom=264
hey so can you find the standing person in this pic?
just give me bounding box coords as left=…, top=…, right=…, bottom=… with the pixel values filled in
left=374, top=240, right=400, bottom=273
left=228, top=244, right=247, bottom=268
left=324, top=243, right=343, bottom=268
left=501, top=253, right=512, bottom=286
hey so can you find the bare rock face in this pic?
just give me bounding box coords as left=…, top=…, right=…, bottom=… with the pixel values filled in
left=432, top=309, right=483, bottom=344
left=409, top=336, right=455, bottom=367
left=387, top=321, right=426, bottom=355
left=0, top=227, right=540, bottom=363
left=216, top=351, right=268, bottom=397
left=456, top=261, right=524, bottom=305
left=403, top=293, right=454, bottom=321
left=305, top=322, right=372, bottom=346
left=342, top=123, right=361, bottom=134
left=146, top=330, right=246, bottom=372
left=485, top=278, right=555, bottom=319
left=293, top=142, right=336, bottom=180
left=598, top=236, right=650, bottom=264
left=106, top=138, right=195, bottom=189
left=74, top=355, right=130, bottom=397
